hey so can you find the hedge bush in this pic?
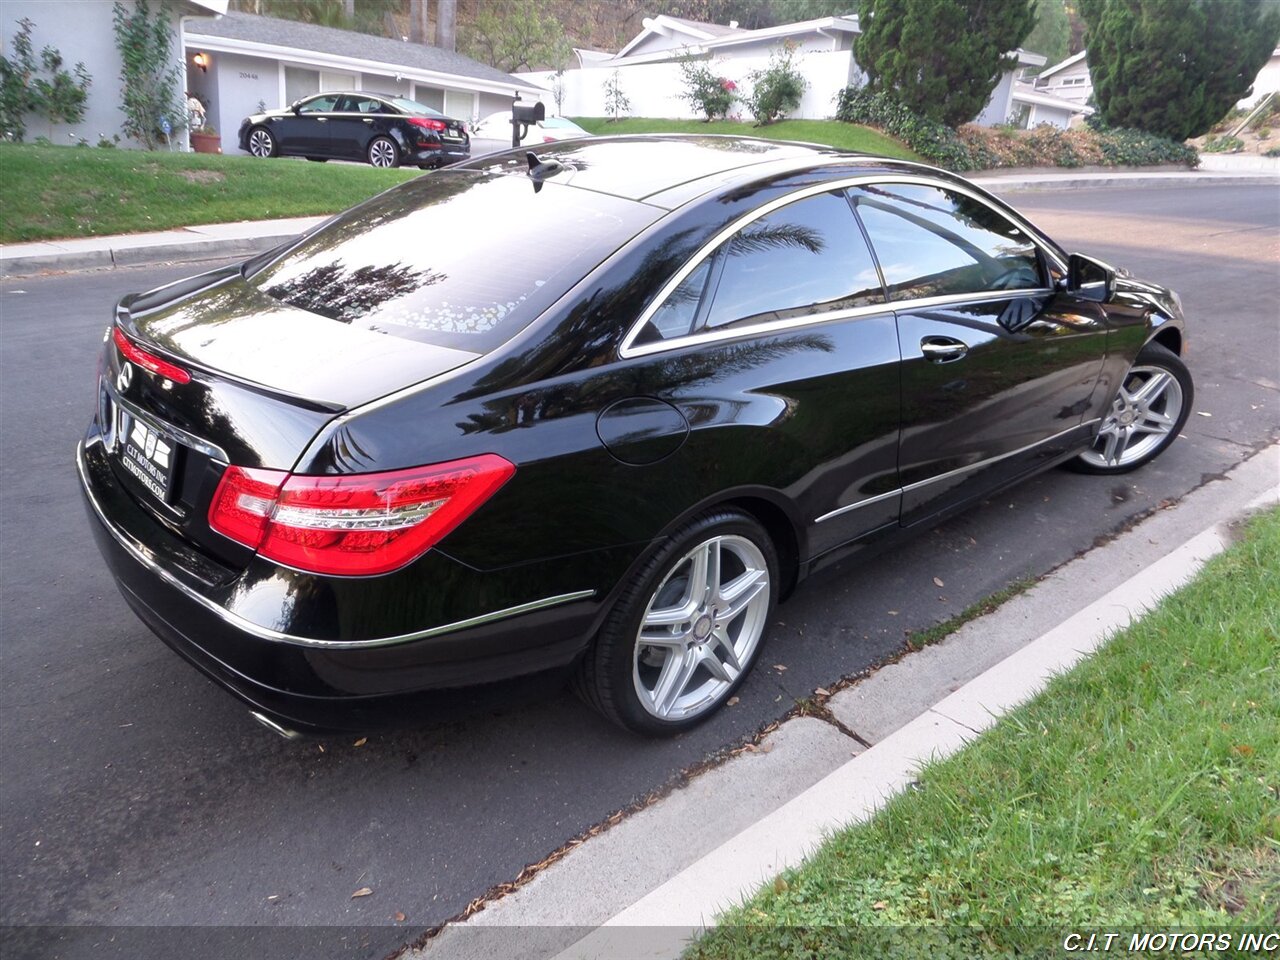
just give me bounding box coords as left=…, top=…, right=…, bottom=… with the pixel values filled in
left=835, top=87, right=1198, bottom=171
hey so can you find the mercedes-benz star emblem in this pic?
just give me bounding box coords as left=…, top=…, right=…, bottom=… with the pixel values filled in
left=116, top=362, right=134, bottom=393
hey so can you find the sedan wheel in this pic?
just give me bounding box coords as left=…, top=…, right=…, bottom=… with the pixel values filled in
left=367, top=136, right=400, bottom=168
left=1072, top=342, right=1192, bottom=474
left=247, top=126, right=276, bottom=158
left=576, top=510, right=777, bottom=735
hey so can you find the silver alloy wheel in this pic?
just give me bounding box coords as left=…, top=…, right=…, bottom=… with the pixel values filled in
left=368, top=138, right=397, bottom=167
left=632, top=534, right=770, bottom=721
left=248, top=128, right=274, bottom=157
left=1080, top=364, right=1184, bottom=469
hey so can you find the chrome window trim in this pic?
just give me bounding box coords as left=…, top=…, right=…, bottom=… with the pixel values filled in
left=618, top=173, right=1066, bottom=360
left=812, top=420, right=1099, bottom=524
left=78, top=440, right=595, bottom=649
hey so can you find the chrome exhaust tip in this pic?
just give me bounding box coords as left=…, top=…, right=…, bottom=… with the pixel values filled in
left=249, top=710, right=301, bottom=740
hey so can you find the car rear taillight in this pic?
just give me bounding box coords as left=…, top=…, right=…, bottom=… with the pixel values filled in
left=208, top=455, right=515, bottom=576
left=407, top=116, right=447, bottom=132
left=113, top=327, right=191, bottom=384
left=542, top=136, right=556, bottom=143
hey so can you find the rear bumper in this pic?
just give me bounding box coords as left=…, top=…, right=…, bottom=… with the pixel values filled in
left=411, top=142, right=470, bottom=165
left=77, top=436, right=614, bottom=733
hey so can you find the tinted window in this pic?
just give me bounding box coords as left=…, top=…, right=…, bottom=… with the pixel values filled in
left=250, top=172, right=656, bottom=352
left=703, top=191, right=885, bottom=330
left=850, top=184, right=1043, bottom=301
left=390, top=97, right=445, bottom=117
left=298, top=94, right=341, bottom=114
left=339, top=95, right=387, bottom=114
left=639, top=260, right=713, bottom=344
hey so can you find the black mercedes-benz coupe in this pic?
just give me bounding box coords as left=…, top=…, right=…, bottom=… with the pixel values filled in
left=79, top=136, right=1192, bottom=737
left=238, top=91, right=470, bottom=168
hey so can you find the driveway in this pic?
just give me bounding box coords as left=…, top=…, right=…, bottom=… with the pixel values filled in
left=1, top=184, right=1276, bottom=960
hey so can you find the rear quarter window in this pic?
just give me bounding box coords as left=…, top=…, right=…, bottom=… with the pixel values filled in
left=249, top=172, right=656, bottom=352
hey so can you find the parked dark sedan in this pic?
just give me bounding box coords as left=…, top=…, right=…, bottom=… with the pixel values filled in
left=238, top=91, right=470, bottom=168
left=79, top=136, right=1192, bottom=738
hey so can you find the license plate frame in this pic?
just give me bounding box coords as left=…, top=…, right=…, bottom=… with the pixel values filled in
left=115, top=407, right=178, bottom=504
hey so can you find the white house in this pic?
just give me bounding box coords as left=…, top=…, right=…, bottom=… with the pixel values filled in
left=183, top=11, right=543, bottom=153
left=523, top=13, right=1048, bottom=128
left=1009, top=81, right=1094, bottom=129
left=1239, top=46, right=1280, bottom=107
left=1, top=0, right=227, bottom=147
left=1033, top=51, right=1093, bottom=106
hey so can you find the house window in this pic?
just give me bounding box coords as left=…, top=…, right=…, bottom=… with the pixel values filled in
left=1060, top=76, right=1086, bottom=87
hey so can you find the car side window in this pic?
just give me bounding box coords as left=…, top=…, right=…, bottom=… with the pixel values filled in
left=298, top=95, right=341, bottom=114
left=338, top=96, right=387, bottom=114
left=702, top=191, right=886, bottom=331
left=849, top=184, right=1044, bottom=301
left=633, top=190, right=886, bottom=346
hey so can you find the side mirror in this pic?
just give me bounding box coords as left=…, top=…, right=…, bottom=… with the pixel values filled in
left=290, top=102, right=301, bottom=115
left=1067, top=253, right=1116, bottom=303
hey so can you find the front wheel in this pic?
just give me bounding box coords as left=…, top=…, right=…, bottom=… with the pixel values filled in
left=246, top=126, right=277, bottom=158
left=367, top=136, right=400, bottom=168
left=576, top=510, right=778, bottom=736
left=1070, top=341, right=1192, bottom=474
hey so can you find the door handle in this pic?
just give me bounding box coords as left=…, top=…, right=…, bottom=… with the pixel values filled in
left=920, top=336, right=968, bottom=363
left=362, top=118, right=374, bottom=123
left=315, top=117, right=327, bottom=123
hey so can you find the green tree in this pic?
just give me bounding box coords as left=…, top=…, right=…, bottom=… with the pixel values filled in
left=113, top=0, right=185, bottom=148
left=1081, top=0, right=1280, bottom=141
left=769, top=0, right=858, bottom=20
left=0, top=17, right=91, bottom=141
left=1023, top=0, right=1070, bottom=70
left=461, top=0, right=572, bottom=72
left=603, top=69, right=630, bottom=120
left=855, top=0, right=1037, bottom=127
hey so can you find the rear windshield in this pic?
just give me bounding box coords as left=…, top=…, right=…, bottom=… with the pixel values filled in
left=389, top=97, right=445, bottom=117
left=249, top=171, right=656, bottom=352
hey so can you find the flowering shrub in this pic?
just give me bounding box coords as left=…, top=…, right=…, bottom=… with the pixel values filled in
left=677, top=59, right=736, bottom=122
left=744, top=42, right=806, bottom=126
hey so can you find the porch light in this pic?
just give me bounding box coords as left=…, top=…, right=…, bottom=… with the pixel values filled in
left=193, top=52, right=209, bottom=72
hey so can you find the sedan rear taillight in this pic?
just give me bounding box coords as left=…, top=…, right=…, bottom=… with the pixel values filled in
left=209, top=455, right=515, bottom=576
left=407, top=116, right=447, bottom=133
left=113, top=327, right=191, bottom=384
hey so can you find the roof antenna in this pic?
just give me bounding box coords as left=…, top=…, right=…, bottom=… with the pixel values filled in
left=526, top=151, right=568, bottom=192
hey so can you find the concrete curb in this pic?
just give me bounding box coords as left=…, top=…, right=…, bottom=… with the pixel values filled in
left=405, top=443, right=1280, bottom=960
left=3, top=174, right=1275, bottom=278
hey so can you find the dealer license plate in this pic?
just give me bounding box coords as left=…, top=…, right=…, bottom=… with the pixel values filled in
left=116, top=409, right=177, bottom=503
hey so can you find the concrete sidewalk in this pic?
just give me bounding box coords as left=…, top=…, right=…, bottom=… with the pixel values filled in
left=404, top=443, right=1280, bottom=960
left=2, top=168, right=1275, bottom=278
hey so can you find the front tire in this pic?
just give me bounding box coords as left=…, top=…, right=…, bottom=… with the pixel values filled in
left=367, top=136, right=400, bottom=168
left=576, top=510, right=778, bottom=736
left=1070, top=342, right=1192, bottom=474
left=246, top=126, right=276, bottom=158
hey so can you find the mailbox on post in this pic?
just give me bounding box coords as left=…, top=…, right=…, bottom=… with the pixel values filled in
left=511, top=99, right=546, bottom=148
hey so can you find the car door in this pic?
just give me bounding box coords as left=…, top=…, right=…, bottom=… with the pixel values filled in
left=622, top=189, right=902, bottom=559
left=848, top=181, right=1110, bottom=526
left=330, top=94, right=389, bottom=160
left=278, top=93, right=341, bottom=156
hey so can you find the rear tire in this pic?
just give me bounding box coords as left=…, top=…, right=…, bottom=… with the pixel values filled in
left=367, top=136, right=400, bottom=168
left=575, top=509, right=778, bottom=736
left=1069, top=342, right=1192, bottom=474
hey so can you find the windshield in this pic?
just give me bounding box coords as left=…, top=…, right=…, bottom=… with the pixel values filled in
left=249, top=171, right=656, bottom=352
left=389, top=97, right=447, bottom=118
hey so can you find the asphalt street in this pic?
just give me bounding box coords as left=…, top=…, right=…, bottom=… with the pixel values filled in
left=1, top=185, right=1277, bottom=960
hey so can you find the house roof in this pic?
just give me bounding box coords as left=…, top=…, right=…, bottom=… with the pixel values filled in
left=1036, top=49, right=1088, bottom=80
left=615, top=14, right=747, bottom=58
left=185, top=12, right=540, bottom=94
left=1012, top=81, right=1093, bottom=114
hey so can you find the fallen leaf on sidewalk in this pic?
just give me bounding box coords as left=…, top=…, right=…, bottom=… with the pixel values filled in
left=266, top=895, right=280, bottom=902
left=887, top=610, right=899, bottom=616
left=772, top=663, right=787, bottom=672
left=815, top=687, right=831, bottom=697
left=351, top=887, right=373, bottom=899
left=353, top=737, right=367, bottom=748
left=933, top=576, right=944, bottom=587
left=727, top=696, right=740, bottom=706
left=394, top=911, right=406, bottom=922
left=1196, top=411, right=1212, bottom=417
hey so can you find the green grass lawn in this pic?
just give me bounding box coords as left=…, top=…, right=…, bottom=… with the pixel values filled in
left=573, top=117, right=923, bottom=162
left=690, top=507, right=1280, bottom=959
left=0, top=143, right=418, bottom=243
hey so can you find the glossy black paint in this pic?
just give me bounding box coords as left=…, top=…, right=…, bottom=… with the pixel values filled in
left=79, top=136, right=1188, bottom=732
left=237, top=91, right=470, bottom=167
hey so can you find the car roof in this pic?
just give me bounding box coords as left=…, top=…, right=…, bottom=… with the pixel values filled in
left=451, top=134, right=941, bottom=207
